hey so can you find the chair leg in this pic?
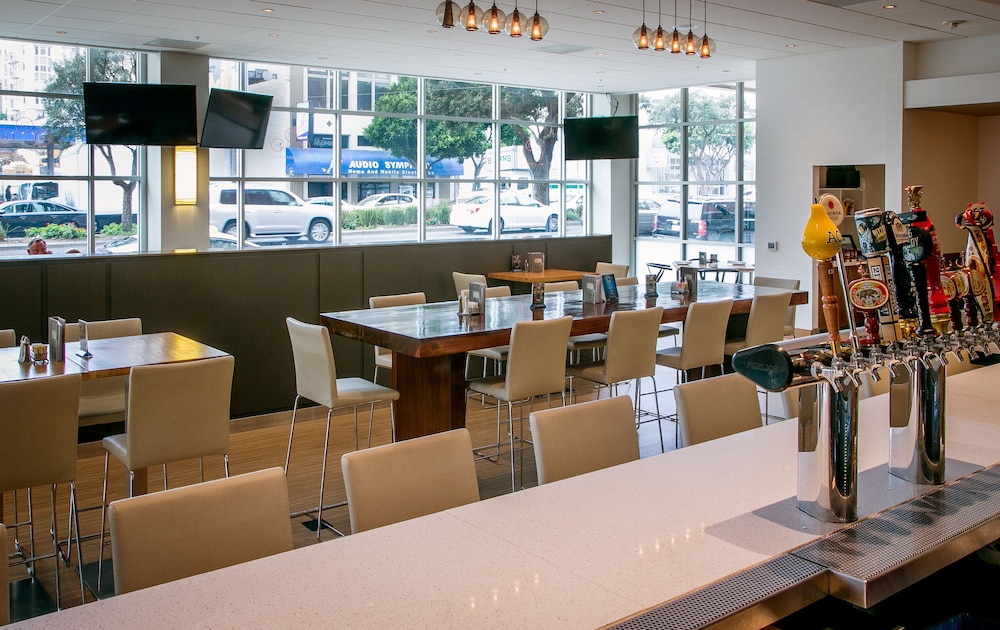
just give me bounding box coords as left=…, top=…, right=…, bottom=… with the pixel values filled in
left=49, top=484, right=61, bottom=610
left=315, top=408, right=334, bottom=541
left=507, top=401, right=516, bottom=492
left=353, top=405, right=359, bottom=452
left=163, top=464, right=168, bottom=491
left=223, top=453, right=230, bottom=478
left=367, top=402, right=376, bottom=448
left=97, top=452, right=109, bottom=596
left=70, top=483, right=86, bottom=603
left=284, top=395, right=301, bottom=474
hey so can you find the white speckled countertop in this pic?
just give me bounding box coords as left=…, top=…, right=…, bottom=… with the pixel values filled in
left=13, top=366, right=1000, bottom=629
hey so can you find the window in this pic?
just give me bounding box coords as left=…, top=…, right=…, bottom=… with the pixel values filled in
left=635, top=82, right=756, bottom=273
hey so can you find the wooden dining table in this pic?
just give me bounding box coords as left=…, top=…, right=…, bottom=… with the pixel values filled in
left=321, top=281, right=808, bottom=441
left=0, top=332, right=230, bottom=519
left=486, top=268, right=590, bottom=285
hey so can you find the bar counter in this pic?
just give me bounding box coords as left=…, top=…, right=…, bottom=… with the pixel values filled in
left=13, top=365, right=1000, bottom=629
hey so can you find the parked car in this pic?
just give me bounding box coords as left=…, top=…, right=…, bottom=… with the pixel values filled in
left=637, top=199, right=660, bottom=236
left=0, top=200, right=85, bottom=236
left=209, top=186, right=337, bottom=243
left=344, top=193, right=417, bottom=210
left=451, top=193, right=558, bottom=233
left=97, top=232, right=258, bottom=255
left=654, top=198, right=755, bottom=242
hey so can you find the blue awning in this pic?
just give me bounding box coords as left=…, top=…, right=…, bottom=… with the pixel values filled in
left=285, top=148, right=463, bottom=178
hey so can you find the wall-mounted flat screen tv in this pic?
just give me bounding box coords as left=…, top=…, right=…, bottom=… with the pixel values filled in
left=564, top=115, right=639, bottom=160
left=83, top=82, right=198, bottom=146
left=200, top=88, right=274, bottom=150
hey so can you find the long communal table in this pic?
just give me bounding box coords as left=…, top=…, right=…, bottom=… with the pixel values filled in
left=14, top=364, right=1000, bottom=629
left=321, top=281, right=808, bottom=441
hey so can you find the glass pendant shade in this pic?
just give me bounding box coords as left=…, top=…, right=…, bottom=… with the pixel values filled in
left=633, top=23, right=650, bottom=49
left=436, top=0, right=458, bottom=28
left=669, top=28, right=681, bottom=52
left=699, top=34, right=711, bottom=57
left=529, top=12, right=548, bottom=40
left=506, top=8, right=524, bottom=37
left=653, top=26, right=666, bottom=50
left=684, top=29, right=696, bottom=54
left=459, top=0, right=483, bottom=31
left=484, top=3, right=506, bottom=33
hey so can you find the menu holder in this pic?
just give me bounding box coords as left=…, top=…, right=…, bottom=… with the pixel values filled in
left=47, top=316, right=65, bottom=362
left=679, top=267, right=699, bottom=296
left=78, top=318, right=93, bottom=358
left=511, top=254, right=524, bottom=272
left=582, top=274, right=605, bottom=303
left=600, top=274, right=619, bottom=303
left=644, top=274, right=659, bottom=298
left=468, top=281, right=487, bottom=316
left=530, top=282, right=546, bottom=309
left=527, top=252, right=545, bottom=273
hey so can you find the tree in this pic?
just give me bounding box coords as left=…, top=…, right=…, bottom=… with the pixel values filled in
left=44, top=49, right=139, bottom=231
left=641, top=89, right=755, bottom=195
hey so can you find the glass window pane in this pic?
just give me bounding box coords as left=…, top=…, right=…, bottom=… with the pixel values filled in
left=207, top=180, right=333, bottom=248
left=639, top=89, right=682, bottom=126
left=743, top=81, right=756, bottom=119
left=428, top=182, right=495, bottom=242
left=743, top=121, right=756, bottom=181
left=246, top=109, right=294, bottom=178
left=426, top=119, right=490, bottom=180
left=500, top=123, right=559, bottom=202
left=637, top=184, right=680, bottom=238
left=688, top=85, right=737, bottom=122
left=686, top=122, right=738, bottom=184
left=341, top=114, right=417, bottom=181
left=426, top=80, right=491, bottom=118
left=246, top=63, right=290, bottom=108
left=638, top=126, right=681, bottom=183
left=342, top=181, right=418, bottom=243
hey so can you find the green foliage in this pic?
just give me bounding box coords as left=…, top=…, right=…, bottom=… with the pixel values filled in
left=0, top=222, right=7, bottom=241
left=425, top=203, right=451, bottom=226
left=340, top=204, right=448, bottom=230
left=25, top=223, right=87, bottom=240
left=99, top=222, right=136, bottom=237
left=566, top=206, right=581, bottom=222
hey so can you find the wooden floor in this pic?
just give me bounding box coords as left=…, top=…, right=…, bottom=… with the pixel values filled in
left=4, top=359, right=769, bottom=620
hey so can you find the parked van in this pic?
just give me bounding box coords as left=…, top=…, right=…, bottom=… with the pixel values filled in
left=209, top=186, right=337, bottom=243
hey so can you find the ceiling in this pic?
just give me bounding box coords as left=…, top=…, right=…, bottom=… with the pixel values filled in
left=4, top=0, right=1000, bottom=94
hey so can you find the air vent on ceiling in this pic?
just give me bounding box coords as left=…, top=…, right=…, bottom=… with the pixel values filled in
left=143, top=38, right=209, bottom=51
left=808, top=0, right=873, bottom=6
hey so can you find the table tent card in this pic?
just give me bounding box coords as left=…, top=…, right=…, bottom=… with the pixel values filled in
left=47, top=316, right=65, bottom=362
left=601, top=273, right=619, bottom=302
left=78, top=319, right=93, bottom=358
left=582, top=274, right=605, bottom=303
left=527, top=252, right=545, bottom=273
left=468, top=281, right=487, bottom=316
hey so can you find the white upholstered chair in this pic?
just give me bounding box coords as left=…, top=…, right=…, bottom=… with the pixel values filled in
left=463, top=286, right=513, bottom=387
left=567, top=307, right=665, bottom=449
left=64, top=317, right=143, bottom=428
left=342, top=428, right=480, bottom=533
left=368, top=292, right=426, bottom=383
left=109, top=468, right=292, bottom=595
left=673, top=373, right=763, bottom=447
left=543, top=280, right=579, bottom=293
left=1, top=374, right=86, bottom=609
left=0, top=329, right=14, bottom=348
left=723, top=291, right=793, bottom=358
left=467, top=315, right=574, bottom=491
left=97, top=355, right=235, bottom=590
left=529, top=396, right=639, bottom=485
left=753, top=277, right=800, bottom=337
left=656, top=299, right=733, bottom=381
left=284, top=317, right=399, bottom=539
left=453, top=271, right=487, bottom=297
left=595, top=262, right=629, bottom=277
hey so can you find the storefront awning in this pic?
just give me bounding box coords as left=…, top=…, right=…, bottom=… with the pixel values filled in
left=285, top=148, right=463, bottom=178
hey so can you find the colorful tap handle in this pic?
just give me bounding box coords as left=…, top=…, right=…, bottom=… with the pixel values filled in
left=957, top=202, right=1000, bottom=321
left=803, top=202, right=843, bottom=350
left=899, top=185, right=951, bottom=334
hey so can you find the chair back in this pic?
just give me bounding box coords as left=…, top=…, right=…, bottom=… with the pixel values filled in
left=678, top=299, right=733, bottom=370
left=342, top=428, right=479, bottom=533
left=616, top=276, right=639, bottom=287
left=369, top=293, right=426, bottom=367
left=64, top=317, right=142, bottom=343
left=595, top=262, right=629, bottom=277
left=459, top=286, right=511, bottom=300
left=754, top=277, right=800, bottom=336
left=674, top=373, right=762, bottom=447
left=604, top=307, right=663, bottom=383
left=123, top=355, right=234, bottom=471
left=0, top=328, right=14, bottom=348
left=0, top=524, right=6, bottom=626
left=453, top=272, right=487, bottom=298
left=0, top=373, right=81, bottom=492
left=530, top=396, right=639, bottom=484
left=109, top=467, right=292, bottom=595
left=743, top=291, right=793, bottom=347
left=286, top=317, right=339, bottom=408
left=543, top=281, right=579, bottom=293
left=505, top=315, right=574, bottom=401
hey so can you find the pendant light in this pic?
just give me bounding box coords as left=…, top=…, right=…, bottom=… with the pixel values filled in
left=459, top=0, right=483, bottom=31
left=529, top=0, right=548, bottom=41
left=435, top=0, right=458, bottom=28
left=669, top=0, right=681, bottom=52
left=653, top=0, right=667, bottom=51
left=632, top=0, right=650, bottom=49
left=684, top=0, right=697, bottom=55
left=506, top=0, right=524, bottom=37
left=699, top=0, right=714, bottom=57
left=484, top=2, right=507, bottom=34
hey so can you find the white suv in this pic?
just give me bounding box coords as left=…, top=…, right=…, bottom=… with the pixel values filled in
left=209, top=186, right=337, bottom=243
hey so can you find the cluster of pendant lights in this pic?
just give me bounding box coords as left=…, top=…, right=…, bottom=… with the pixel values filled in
left=436, top=0, right=549, bottom=41
left=634, top=0, right=715, bottom=58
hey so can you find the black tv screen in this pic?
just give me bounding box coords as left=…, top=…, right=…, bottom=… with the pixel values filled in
left=200, top=88, right=274, bottom=150
left=564, top=115, right=639, bottom=160
left=83, top=82, right=198, bottom=146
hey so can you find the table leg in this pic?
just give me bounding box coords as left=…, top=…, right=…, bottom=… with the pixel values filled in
left=392, top=352, right=467, bottom=440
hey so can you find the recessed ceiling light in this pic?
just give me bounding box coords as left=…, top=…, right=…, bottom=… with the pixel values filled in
left=785, top=43, right=796, bottom=48
left=262, top=8, right=273, bottom=13
left=56, top=30, right=67, bottom=35
left=427, top=29, right=437, bottom=34
left=318, top=56, right=327, bottom=60
left=596, top=70, right=605, bottom=74
left=593, top=9, right=604, bottom=15
left=596, top=52, right=605, bottom=56
left=268, top=33, right=278, bottom=37
left=883, top=4, right=896, bottom=8
left=455, top=53, right=463, bottom=58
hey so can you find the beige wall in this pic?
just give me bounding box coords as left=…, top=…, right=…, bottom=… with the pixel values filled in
left=981, top=116, right=1000, bottom=213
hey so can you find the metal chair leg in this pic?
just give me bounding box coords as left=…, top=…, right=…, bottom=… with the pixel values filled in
left=284, top=395, right=301, bottom=474
left=315, top=408, right=334, bottom=541
left=97, top=452, right=110, bottom=596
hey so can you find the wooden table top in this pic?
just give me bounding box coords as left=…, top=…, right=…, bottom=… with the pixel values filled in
left=487, top=268, right=589, bottom=283
left=0, top=346, right=86, bottom=384
left=322, top=281, right=807, bottom=359
left=65, top=332, right=230, bottom=379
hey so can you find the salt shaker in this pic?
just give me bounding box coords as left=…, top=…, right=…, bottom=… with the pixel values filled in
left=18, top=335, right=30, bottom=364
